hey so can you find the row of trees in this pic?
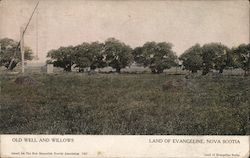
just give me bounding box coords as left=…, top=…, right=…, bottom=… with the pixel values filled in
left=47, top=38, right=134, bottom=73
left=47, top=38, right=249, bottom=75
left=47, top=38, right=178, bottom=73
left=180, top=43, right=250, bottom=75
left=0, top=37, right=249, bottom=75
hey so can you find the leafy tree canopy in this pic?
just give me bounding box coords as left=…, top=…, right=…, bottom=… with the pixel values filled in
left=0, top=38, right=33, bottom=70
left=179, top=44, right=203, bottom=73
left=233, top=43, right=250, bottom=75
left=104, top=38, right=133, bottom=73
left=47, top=46, right=74, bottom=71
left=201, top=43, right=230, bottom=75
left=133, top=41, right=177, bottom=73
left=74, top=42, right=106, bottom=72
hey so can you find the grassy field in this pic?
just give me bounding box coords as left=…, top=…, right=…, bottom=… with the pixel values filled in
left=0, top=72, right=249, bottom=135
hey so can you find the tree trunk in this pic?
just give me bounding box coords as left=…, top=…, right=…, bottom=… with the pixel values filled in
left=90, top=65, right=96, bottom=70
left=191, top=69, right=198, bottom=73
left=219, top=68, right=223, bottom=73
left=64, top=65, right=72, bottom=72
left=202, top=68, right=209, bottom=75
left=157, top=69, right=164, bottom=74
left=78, top=68, right=84, bottom=72
left=5, top=61, right=18, bottom=70
left=116, top=68, right=121, bottom=73
left=151, top=69, right=157, bottom=74
left=244, top=70, right=249, bottom=76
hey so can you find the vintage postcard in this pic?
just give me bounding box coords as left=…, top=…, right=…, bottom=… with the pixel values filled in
left=0, top=0, right=249, bottom=157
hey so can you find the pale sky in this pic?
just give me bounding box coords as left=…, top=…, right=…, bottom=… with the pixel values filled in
left=0, top=0, right=249, bottom=62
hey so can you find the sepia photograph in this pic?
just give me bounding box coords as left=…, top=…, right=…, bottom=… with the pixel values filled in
left=0, top=0, right=249, bottom=137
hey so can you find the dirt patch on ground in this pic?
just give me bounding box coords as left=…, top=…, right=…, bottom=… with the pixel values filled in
left=15, top=75, right=38, bottom=86
left=162, top=79, right=185, bottom=91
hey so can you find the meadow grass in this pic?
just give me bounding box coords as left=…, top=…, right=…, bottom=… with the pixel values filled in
left=0, top=72, right=249, bottom=134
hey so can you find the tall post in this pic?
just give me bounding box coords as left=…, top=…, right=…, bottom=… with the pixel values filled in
left=35, top=8, right=39, bottom=60
left=20, top=27, right=25, bottom=74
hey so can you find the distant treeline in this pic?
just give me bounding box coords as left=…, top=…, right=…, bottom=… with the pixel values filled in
left=46, top=38, right=250, bottom=75
left=0, top=37, right=249, bottom=75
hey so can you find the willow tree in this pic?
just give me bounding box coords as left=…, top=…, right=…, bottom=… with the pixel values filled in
left=104, top=38, right=133, bottom=73
left=0, top=38, right=33, bottom=70
left=179, top=44, right=203, bottom=73
left=133, top=42, right=177, bottom=73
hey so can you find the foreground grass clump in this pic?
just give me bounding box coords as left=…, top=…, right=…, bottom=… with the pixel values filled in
left=0, top=73, right=249, bottom=135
